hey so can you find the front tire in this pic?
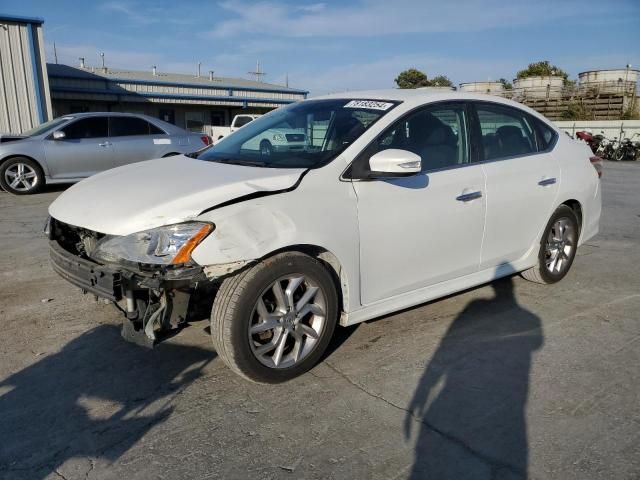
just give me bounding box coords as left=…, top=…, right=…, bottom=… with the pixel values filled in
left=0, top=157, right=44, bottom=195
left=259, top=140, right=273, bottom=157
left=521, top=205, right=579, bottom=284
left=211, top=252, right=338, bottom=383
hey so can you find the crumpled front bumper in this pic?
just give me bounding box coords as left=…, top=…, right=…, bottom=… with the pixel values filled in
left=49, top=238, right=208, bottom=347
left=50, top=240, right=123, bottom=301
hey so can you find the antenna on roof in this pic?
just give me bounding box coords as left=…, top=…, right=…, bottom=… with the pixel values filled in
left=248, top=60, right=266, bottom=82
left=197, top=62, right=201, bottom=78
left=285, top=72, right=289, bottom=87
left=100, top=52, right=107, bottom=73
left=53, top=42, right=58, bottom=64
left=79, top=57, right=85, bottom=68
left=209, top=70, right=214, bottom=81
left=152, top=65, right=157, bottom=76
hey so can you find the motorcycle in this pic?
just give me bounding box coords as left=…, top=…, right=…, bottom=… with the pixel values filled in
left=612, top=132, right=639, bottom=161
left=602, top=136, right=619, bottom=160
left=576, top=131, right=606, bottom=155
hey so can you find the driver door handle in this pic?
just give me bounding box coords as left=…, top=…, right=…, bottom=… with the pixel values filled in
left=538, top=177, right=556, bottom=186
left=456, top=191, right=482, bottom=202
left=98, top=141, right=112, bottom=147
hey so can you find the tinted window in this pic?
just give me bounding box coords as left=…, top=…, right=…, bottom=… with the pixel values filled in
left=62, top=117, right=108, bottom=139
left=148, top=122, right=164, bottom=134
left=476, top=104, right=536, bottom=160
left=234, top=116, right=254, bottom=128
left=357, top=104, right=469, bottom=174
left=110, top=117, right=153, bottom=136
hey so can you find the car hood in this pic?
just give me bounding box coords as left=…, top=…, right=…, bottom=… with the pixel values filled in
left=49, top=155, right=306, bottom=235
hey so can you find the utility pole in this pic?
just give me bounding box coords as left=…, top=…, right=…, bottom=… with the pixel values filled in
left=248, top=61, right=266, bottom=82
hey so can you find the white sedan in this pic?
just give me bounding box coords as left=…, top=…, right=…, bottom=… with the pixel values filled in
left=47, top=90, right=601, bottom=383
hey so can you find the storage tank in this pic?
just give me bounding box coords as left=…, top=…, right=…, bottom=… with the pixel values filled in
left=459, top=82, right=505, bottom=94
left=512, top=76, right=564, bottom=99
left=578, top=69, right=639, bottom=95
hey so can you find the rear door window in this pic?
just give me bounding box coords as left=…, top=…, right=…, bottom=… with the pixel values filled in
left=109, top=117, right=154, bottom=137
left=475, top=104, right=537, bottom=161
left=62, top=117, right=108, bottom=139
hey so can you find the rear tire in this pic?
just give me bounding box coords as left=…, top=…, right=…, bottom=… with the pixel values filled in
left=0, top=157, right=45, bottom=195
left=521, top=205, right=579, bottom=284
left=211, top=252, right=338, bottom=383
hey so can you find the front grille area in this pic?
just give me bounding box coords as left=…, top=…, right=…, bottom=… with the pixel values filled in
left=285, top=133, right=305, bottom=142
left=51, top=219, right=105, bottom=259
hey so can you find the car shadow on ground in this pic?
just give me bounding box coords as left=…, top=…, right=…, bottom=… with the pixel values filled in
left=0, top=324, right=215, bottom=479
left=404, top=275, right=544, bottom=479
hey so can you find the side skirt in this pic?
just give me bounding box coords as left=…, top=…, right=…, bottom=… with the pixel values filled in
left=340, top=256, right=537, bottom=327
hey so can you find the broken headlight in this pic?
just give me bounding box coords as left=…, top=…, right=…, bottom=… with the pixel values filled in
left=91, top=222, right=214, bottom=266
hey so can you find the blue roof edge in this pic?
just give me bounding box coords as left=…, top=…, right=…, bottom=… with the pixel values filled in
left=0, top=14, right=45, bottom=25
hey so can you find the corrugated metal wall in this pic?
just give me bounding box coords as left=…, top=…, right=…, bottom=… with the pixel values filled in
left=0, top=19, right=52, bottom=134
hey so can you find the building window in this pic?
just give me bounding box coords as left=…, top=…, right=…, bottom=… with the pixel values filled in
left=211, top=111, right=225, bottom=127
left=185, top=111, right=205, bottom=133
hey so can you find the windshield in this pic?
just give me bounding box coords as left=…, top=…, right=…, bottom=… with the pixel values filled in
left=22, top=117, right=73, bottom=137
left=198, top=99, right=398, bottom=168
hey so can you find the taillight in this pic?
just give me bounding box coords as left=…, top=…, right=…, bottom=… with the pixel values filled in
left=590, top=156, right=603, bottom=178
left=200, top=135, right=212, bottom=146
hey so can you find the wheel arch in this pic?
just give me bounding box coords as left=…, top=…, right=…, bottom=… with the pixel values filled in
left=0, top=154, right=48, bottom=180
left=257, top=244, right=349, bottom=316
left=560, top=199, right=583, bottom=233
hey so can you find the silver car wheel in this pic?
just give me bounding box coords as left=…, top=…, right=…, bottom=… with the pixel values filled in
left=4, top=162, right=38, bottom=192
left=249, top=274, right=327, bottom=369
left=544, top=217, right=576, bottom=275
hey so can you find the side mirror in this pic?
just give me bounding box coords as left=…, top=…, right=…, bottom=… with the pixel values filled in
left=368, top=149, right=422, bottom=177
left=52, top=131, right=66, bottom=140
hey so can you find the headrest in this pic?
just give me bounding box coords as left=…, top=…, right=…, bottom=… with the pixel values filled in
left=496, top=125, right=522, bottom=139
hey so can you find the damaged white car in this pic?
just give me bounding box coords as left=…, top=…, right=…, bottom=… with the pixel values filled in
left=47, top=90, right=601, bottom=383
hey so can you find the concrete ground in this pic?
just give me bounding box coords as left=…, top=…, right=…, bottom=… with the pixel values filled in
left=0, top=162, right=638, bottom=480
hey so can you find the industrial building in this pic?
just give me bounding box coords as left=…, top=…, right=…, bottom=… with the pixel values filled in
left=460, top=68, right=639, bottom=120
left=0, top=15, right=53, bottom=134
left=47, top=63, right=308, bottom=135
left=0, top=14, right=307, bottom=135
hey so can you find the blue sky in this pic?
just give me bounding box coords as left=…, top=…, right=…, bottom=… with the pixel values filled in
left=5, top=0, right=640, bottom=95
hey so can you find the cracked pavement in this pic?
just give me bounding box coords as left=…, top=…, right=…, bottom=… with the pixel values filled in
left=1, top=162, right=639, bottom=479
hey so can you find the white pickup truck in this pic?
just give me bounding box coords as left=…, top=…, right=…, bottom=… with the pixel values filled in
left=211, top=114, right=261, bottom=143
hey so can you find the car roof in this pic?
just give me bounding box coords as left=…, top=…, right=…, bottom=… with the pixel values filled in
left=312, top=89, right=556, bottom=127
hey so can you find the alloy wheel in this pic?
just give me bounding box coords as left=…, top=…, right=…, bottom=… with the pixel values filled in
left=249, top=274, right=326, bottom=369
left=544, top=217, right=576, bottom=275
left=4, top=163, right=38, bottom=192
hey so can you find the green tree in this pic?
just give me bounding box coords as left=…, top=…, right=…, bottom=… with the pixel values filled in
left=395, top=68, right=430, bottom=89
left=394, top=70, right=453, bottom=89
left=516, top=60, right=568, bottom=80
left=499, top=78, right=513, bottom=90
left=429, top=75, right=453, bottom=87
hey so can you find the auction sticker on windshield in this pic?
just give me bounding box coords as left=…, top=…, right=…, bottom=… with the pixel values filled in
left=344, top=100, right=394, bottom=111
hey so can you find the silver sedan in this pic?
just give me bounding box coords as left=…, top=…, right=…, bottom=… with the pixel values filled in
left=0, top=112, right=211, bottom=195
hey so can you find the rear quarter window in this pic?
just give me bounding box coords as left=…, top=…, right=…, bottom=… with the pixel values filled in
left=530, top=117, right=557, bottom=151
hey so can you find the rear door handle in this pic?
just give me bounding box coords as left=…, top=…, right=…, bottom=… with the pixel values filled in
left=456, top=191, right=482, bottom=202
left=538, top=177, right=556, bottom=186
